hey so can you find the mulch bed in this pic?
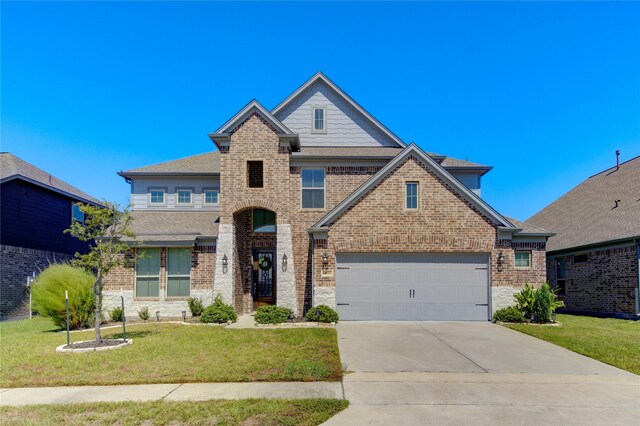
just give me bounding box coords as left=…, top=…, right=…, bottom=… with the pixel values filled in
left=64, top=339, right=127, bottom=349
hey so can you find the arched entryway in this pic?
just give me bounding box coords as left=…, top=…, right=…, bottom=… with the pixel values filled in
left=232, top=207, right=277, bottom=312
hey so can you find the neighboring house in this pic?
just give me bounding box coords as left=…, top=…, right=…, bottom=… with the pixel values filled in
left=529, top=155, right=640, bottom=319
left=0, top=152, right=103, bottom=319
left=104, top=72, right=550, bottom=321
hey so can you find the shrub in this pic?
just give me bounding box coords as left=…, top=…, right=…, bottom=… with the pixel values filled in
left=492, top=306, right=525, bottom=323
left=188, top=297, right=204, bottom=317
left=138, top=306, right=150, bottom=321
left=305, top=305, right=339, bottom=323
left=201, top=295, right=237, bottom=324
left=514, top=283, right=536, bottom=319
left=110, top=306, right=124, bottom=322
left=31, top=264, right=96, bottom=330
left=254, top=305, right=292, bottom=324
left=532, top=283, right=565, bottom=323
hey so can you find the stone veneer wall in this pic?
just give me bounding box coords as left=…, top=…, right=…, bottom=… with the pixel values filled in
left=102, top=246, right=216, bottom=319
left=0, top=245, right=72, bottom=320
left=547, top=243, right=639, bottom=317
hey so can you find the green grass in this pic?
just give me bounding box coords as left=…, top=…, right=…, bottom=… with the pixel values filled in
left=0, top=399, right=349, bottom=426
left=505, top=314, right=640, bottom=374
left=0, top=318, right=342, bottom=387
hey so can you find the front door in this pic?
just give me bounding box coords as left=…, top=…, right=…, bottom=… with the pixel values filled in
left=252, top=249, right=276, bottom=307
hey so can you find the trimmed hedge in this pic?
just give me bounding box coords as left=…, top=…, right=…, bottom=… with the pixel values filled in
left=305, top=305, right=339, bottom=323
left=188, top=297, right=204, bottom=317
left=254, top=306, right=292, bottom=324
left=493, top=306, right=525, bottom=323
left=110, top=306, right=124, bottom=322
left=201, top=296, right=237, bottom=324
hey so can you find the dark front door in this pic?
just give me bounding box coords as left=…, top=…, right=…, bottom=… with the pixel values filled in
left=252, top=249, right=276, bottom=307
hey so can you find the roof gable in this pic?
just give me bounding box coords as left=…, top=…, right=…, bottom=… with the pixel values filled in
left=528, top=155, right=640, bottom=251
left=0, top=152, right=102, bottom=205
left=272, top=72, right=405, bottom=148
left=310, top=144, right=514, bottom=231
left=214, top=100, right=293, bottom=136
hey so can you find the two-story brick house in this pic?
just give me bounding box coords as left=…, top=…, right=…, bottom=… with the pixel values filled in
left=104, top=72, right=551, bottom=321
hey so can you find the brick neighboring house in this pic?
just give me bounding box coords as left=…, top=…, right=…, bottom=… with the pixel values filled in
left=0, top=152, right=103, bottom=320
left=529, top=155, right=640, bottom=319
left=104, top=72, right=551, bottom=321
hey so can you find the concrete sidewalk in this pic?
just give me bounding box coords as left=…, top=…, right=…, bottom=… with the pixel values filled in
left=0, top=382, right=344, bottom=406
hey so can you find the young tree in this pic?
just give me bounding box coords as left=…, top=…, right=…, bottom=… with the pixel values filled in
left=65, top=202, right=135, bottom=341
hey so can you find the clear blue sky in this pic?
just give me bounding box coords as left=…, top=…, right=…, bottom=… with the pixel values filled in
left=3, top=1, right=639, bottom=220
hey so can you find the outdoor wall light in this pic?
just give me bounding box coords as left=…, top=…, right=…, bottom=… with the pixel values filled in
left=497, top=251, right=505, bottom=272
left=322, top=251, right=329, bottom=266
left=222, top=254, right=228, bottom=274
left=282, top=253, right=288, bottom=272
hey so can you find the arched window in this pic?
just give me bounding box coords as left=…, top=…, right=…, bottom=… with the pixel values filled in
left=252, top=209, right=276, bottom=233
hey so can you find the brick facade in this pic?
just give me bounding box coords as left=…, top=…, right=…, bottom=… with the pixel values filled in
left=547, top=244, right=639, bottom=317
left=0, top=244, right=72, bottom=320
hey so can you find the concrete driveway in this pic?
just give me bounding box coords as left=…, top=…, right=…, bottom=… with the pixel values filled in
left=325, top=321, right=640, bottom=425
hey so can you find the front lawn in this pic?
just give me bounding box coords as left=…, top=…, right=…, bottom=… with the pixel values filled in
left=505, top=314, right=640, bottom=374
left=0, top=318, right=342, bottom=387
left=0, top=399, right=349, bottom=426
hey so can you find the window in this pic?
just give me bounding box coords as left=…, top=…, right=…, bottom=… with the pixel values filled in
left=252, top=209, right=276, bottom=233
left=204, top=190, right=219, bottom=205
left=515, top=251, right=531, bottom=268
left=556, top=257, right=566, bottom=295
left=136, top=248, right=160, bottom=298
left=312, top=107, right=325, bottom=132
left=149, top=189, right=165, bottom=205
left=177, top=189, right=192, bottom=205
left=167, top=248, right=191, bottom=297
left=247, top=161, right=263, bottom=188
left=71, top=203, right=84, bottom=223
left=405, top=182, right=419, bottom=209
left=301, top=169, right=325, bottom=209
left=574, top=254, right=588, bottom=263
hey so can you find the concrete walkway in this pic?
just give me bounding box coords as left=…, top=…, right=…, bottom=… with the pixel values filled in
left=0, top=382, right=343, bottom=406
left=326, top=321, right=640, bottom=425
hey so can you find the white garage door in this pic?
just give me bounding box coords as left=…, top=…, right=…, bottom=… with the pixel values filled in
left=336, top=253, right=490, bottom=321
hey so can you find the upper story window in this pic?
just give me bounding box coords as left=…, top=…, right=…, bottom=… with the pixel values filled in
left=301, top=169, right=325, bottom=209
left=71, top=203, right=85, bottom=223
left=405, top=182, right=419, bottom=209
left=177, top=189, right=192, bottom=205
left=247, top=161, right=264, bottom=188
left=204, top=189, right=219, bottom=205
left=515, top=251, right=531, bottom=268
left=252, top=209, right=276, bottom=233
left=312, top=107, right=326, bottom=132
left=149, top=189, right=165, bottom=205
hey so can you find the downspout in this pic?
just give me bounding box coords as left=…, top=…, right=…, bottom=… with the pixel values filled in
left=310, top=235, right=315, bottom=309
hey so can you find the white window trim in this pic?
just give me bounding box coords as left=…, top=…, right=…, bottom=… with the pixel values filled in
left=301, top=168, right=325, bottom=210
left=405, top=182, right=419, bottom=210
left=176, top=189, right=193, bottom=205
left=149, top=189, right=166, bottom=206
left=203, top=189, right=220, bottom=206
left=311, top=106, right=326, bottom=133
left=515, top=251, right=532, bottom=269
left=135, top=248, right=161, bottom=299
left=166, top=247, right=192, bottom=298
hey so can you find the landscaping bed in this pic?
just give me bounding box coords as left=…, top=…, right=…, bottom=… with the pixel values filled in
left=0, top=318, right=342, bottom=387
left=505, top=314, right=640, bottom=374
left=0, top=399, right=349, bottom=426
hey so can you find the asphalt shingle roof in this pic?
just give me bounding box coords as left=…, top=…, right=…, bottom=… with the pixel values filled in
left=528, top=156, right=640, bottom=252
left=126, top=211, right=219, bottom=243
left=0, top=152, right=101, bottom=205
left=120, top=152, right=220, bottom=175
left=504, top=216, right=553, bottom=236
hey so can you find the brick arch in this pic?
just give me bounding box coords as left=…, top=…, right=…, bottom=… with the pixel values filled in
left=331, top=234, right=494, bottom=253
left=229, top=199, right=281, bottom=216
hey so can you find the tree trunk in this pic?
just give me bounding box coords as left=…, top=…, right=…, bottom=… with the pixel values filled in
left=94, top=272, right=102, bottom=341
